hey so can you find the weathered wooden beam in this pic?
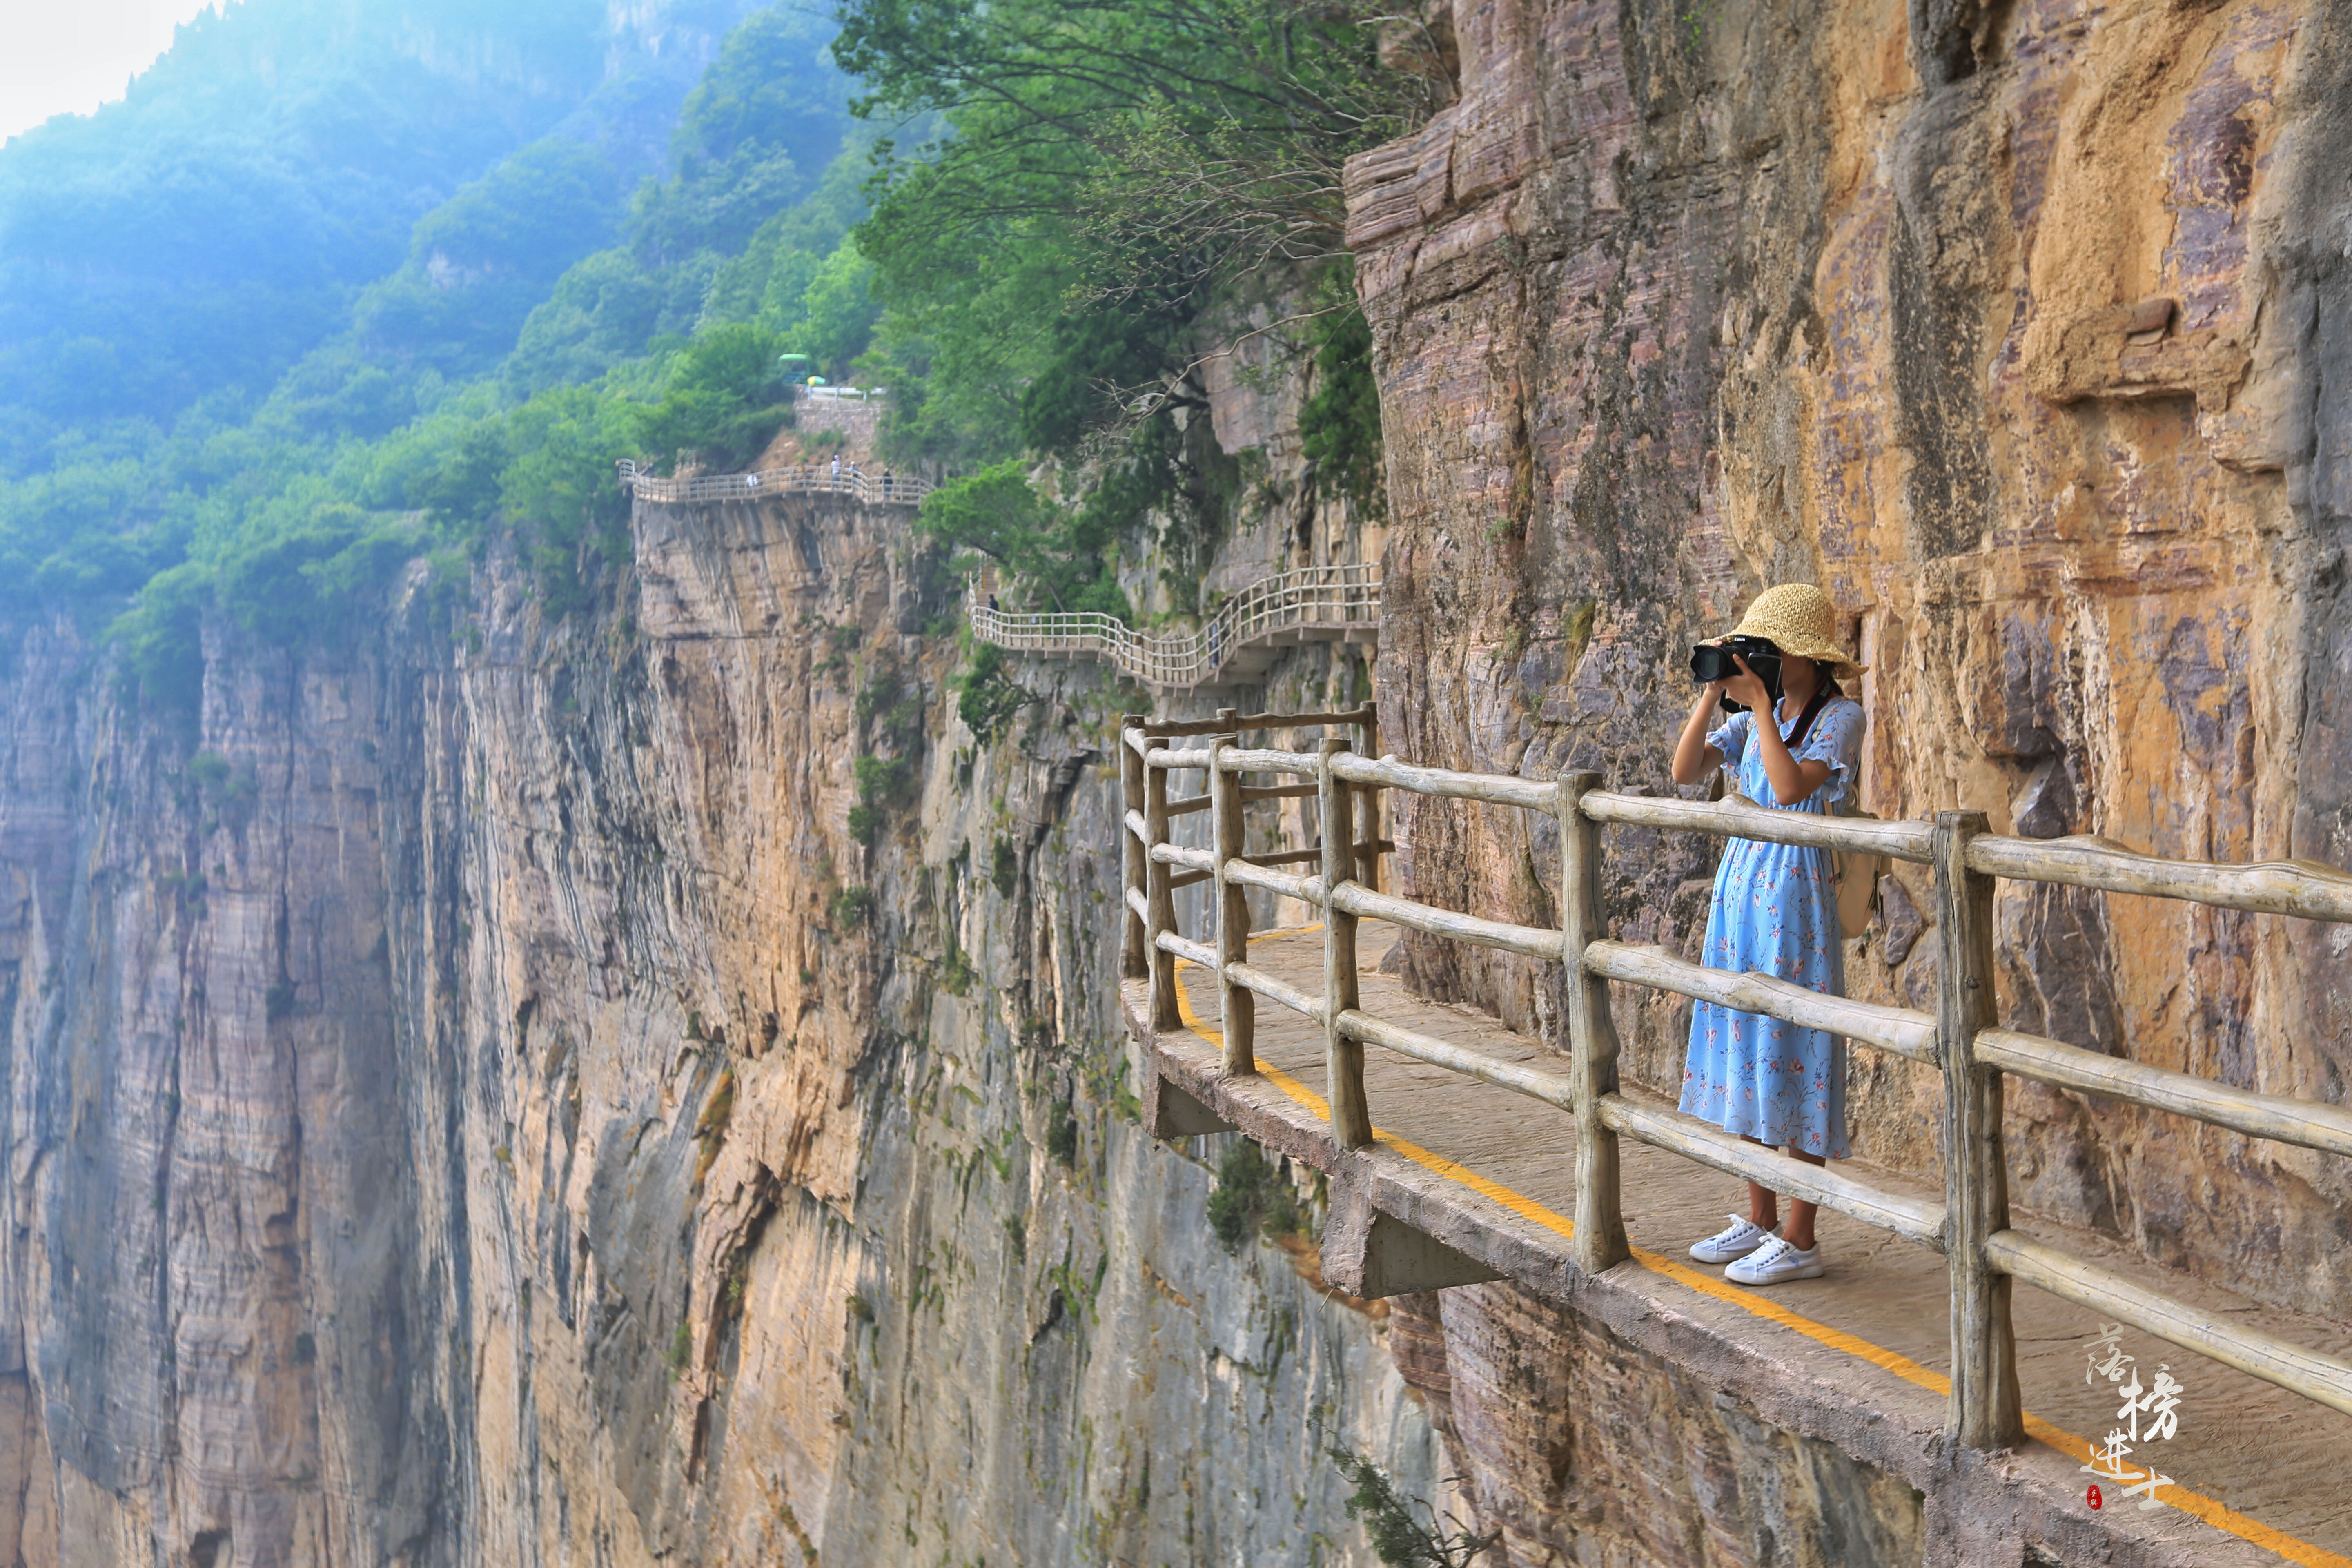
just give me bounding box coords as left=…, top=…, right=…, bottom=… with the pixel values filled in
left=1330, top=752, right=1559, bottom=811
left=1319, top=738, right=1373, bottom=1150
left=1155, top=930, right=1216, bottom=967
left=1223, top=861, right=1321, bottom=903
left=1146, top=745, right=1218, bottom=771
left=1598, top=1095, right=1947, bottom=1250
left=1986, top=1229, right=2352, bottom=1421
left=1966, top=833, right=2352, bottom=924
left=1580, top=790, right=1937, bottom=864
left=1226, top=961, right=1323, bottom=1023
left=1354, top=708, right=1384, bottom=891
left=1146, top=750, right=1181, bottom=1030
left=1340, top=1010, right=1574, bottom=1111
left=1211, top=720, right=1254, bottom=1076
left=1584, top=940, right=1939, bottom=1065
left=1976, top=1027, right=2352, bottom=1159
left=1328, top=883, right=1564, bottom=961
left=1936, top=810, right=2023, bottom=1450
left=1120, top=715, right=1148, bottom=979
left=1219, top=746, right=1320, bottom=776
left=1561, top=771, right=1630, bottom=1276
left=1165, top=794, right=1213, bottom=817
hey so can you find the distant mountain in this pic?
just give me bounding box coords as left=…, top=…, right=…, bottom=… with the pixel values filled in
left=0, top=0, right=802, bottom=466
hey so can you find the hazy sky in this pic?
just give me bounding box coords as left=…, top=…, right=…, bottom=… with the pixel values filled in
left=0, top=0, right=216, bottom=142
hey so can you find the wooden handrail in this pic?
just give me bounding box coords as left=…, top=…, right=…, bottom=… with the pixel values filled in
left=1121, top=715, right=2352, bottom=1452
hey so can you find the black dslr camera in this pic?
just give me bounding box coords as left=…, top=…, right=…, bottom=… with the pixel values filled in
left=1690, top=635, right=1783, bottom=714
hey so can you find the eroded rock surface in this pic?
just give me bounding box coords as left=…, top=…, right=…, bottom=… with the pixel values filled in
left=1350, top=0, right=2352, bottom=1314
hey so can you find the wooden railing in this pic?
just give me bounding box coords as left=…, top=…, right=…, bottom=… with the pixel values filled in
left=972, top=563, right=1379, bottom=690
left=616, top=458, right=932, bottom=507
left=1120, top=713, right=2352, bottom=1447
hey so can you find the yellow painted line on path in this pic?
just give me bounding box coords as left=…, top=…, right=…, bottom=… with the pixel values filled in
left=1166, top=955, right=2348, bottom=1568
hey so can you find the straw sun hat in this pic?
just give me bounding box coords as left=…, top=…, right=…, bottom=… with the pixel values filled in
left=1713, top=583, right=1866, bottom=679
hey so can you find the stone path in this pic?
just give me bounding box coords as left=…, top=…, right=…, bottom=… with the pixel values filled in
left=1169, top=924, right=2352, bottom=1565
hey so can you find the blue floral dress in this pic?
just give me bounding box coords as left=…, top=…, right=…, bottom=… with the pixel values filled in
left=1680, top=697, right=1867, bottom=1158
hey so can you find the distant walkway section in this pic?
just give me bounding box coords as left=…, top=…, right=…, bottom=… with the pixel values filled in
left=970, top=562, right=1379, bottom=690
left=617, top=458, right=932, bottom=508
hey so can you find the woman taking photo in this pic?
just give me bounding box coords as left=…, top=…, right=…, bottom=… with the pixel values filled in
left=1667, top=584, right=1867, bottom=1287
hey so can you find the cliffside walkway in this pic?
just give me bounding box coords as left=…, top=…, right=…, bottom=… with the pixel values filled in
left=617, top=457, right=932, bottom=507
left=970, top=562, right=1379, bottom=690
left=1120, top=710, right=2352, bottom=1566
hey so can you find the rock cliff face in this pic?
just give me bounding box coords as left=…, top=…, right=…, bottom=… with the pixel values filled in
left=1349, top=0, right=2352, bottom=1315
left=0, top=466, right=1421, bottom=1564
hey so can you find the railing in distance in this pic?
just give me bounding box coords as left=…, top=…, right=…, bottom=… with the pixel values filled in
left=615, top=457, right=932, bottom=507
left=977, top=563, right=1381, bottom=689
left=1120, top=719, right=2352, bottom=1445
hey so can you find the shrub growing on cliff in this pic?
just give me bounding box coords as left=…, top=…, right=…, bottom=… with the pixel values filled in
left=951, top=644, right=1033, bottom=743
left=1298, top=276, right=1384, bottom=521
left=636, top=323, right=797, bottom=473
left=1207, top=1138, right=1303, bottom=1252
left=1327, top=1443, right=1500, bottom=1568
left=848, top=755, right=915, bottom=842
left=829, top=885, right=875, bottom=929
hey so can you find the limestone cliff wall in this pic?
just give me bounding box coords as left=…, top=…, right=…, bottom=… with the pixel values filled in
left=1348, top=0, right=2352, bottom=1321
left=0, top=481, right=1429, bottom=1566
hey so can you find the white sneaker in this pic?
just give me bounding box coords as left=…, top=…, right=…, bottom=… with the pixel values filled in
left=1688, top=1214, right=1771, bottom=1264
left=1725, top=1235, right=1824, bottom=1286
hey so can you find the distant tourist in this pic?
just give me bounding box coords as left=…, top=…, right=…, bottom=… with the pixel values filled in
left=1667, top=584, right=1866, bottom=1288
left=882, top=468, right=893, bottom=500
left=830, top=452, right=841, bottom=484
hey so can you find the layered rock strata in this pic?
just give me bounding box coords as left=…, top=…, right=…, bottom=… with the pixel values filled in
left=0, top=482, right=1420, bottom=1566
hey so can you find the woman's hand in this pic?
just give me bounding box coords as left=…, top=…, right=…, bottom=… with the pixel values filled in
left=1671, top=679, right=1728, bottom=786
left=1723, top=654, right=1773, bottom=715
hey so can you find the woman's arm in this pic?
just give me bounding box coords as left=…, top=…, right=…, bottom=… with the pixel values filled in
left=1723, top=656, right=1833, bottom=805
left=1670, top=683, right=1728, bottom=785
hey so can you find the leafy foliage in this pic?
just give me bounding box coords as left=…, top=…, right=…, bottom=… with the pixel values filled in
left=1327, top=1445, right=1501, bottom=1568
left=1206, top=1138, right=1302, bottom=1252
left=637, top=324, right=797, bottom=473
left=1299, top=271, right=1385, bottom=519
left=0, top=0, right=619, bottom=452
left=8, top=3, right=863, bottom=721
left=915, top=462, right=1126, bottom=614
left=951, top=643, right=1033, bottom=742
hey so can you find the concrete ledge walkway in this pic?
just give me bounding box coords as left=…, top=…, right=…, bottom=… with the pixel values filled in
left=1125, top=924, right=2352, bottom=1567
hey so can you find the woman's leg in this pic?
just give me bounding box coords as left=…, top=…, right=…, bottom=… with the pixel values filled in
left=1742, top=1139, right=1827, bottom=1248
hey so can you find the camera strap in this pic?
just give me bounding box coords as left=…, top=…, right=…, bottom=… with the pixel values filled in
left=1781, top=684, right=1835, bottom=751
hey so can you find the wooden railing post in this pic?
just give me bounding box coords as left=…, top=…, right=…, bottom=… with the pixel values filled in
left=1935, top=808, right=2022, bottom=1448
left=1353, top=704, right=1383, bottom=893
left=1146, top=732, right=1181, bottom=1030
left=1120, top=714, right=1149, bottom=980
left=1559, top=771, right=1630, bottom=1274
left=1211, top=710, right=1253, bottom=1075
left=1318, top=737, right=1374, bottom=1148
